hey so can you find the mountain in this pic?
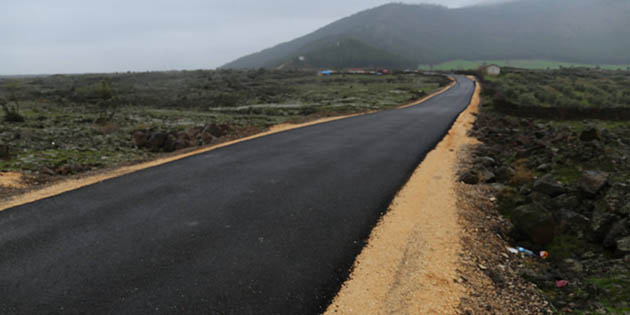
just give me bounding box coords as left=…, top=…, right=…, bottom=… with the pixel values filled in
left=222, top=0, right=630, bottom=69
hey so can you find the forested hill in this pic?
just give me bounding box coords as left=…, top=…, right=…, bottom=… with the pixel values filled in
left=222, top=0, right=630, bottom=69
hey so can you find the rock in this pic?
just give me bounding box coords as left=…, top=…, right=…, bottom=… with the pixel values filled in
left=597, top=183, right=630, bottom=216
left=528, top=192, right=552, bottom=205
left=591, top=205, right=620, bottom=240
left=203, top=123, right=231, bottom=138
left=558, top=209, right=590, bottom=237
left=56, top=165, right=71, bottom=176
left=603, top=219, right=630, bottom=248
left=132, top=130, right=149, bottom=148
left=0, top=144, right=9, bottom=160
left=200, top=132, right=216, bottom=145
left=474, top=156, right=496, bottom=167
left=185, top=126, right=203, bottom=139
left=552, top=194, right=581, bottom=210
left=477, top=168, right=496, bottom=183
left=617, top=236, right=630, bottom=253
left=580, top=170, right=609, bottom=197
left=511, top=202, right=556, bottom=245
left=537, top=163, right=552, bottom=172
left=163, top=134, right=178, bottom=152
left=460, top=170, right=479, bottom=185
left=486, top=269, right=505, bottom=286
left=495, top=166, right=515, bottom=182
left=563, top=259, right=584, bottom=273
left=533, top=174, right=567, bottom=197
left=174, top=139, right=189, bottom=151
left=147, top=132, right=167, bottom=152
left=39, top=167, right=55, bottom=176
left=580, top=126, right=602, bottom=142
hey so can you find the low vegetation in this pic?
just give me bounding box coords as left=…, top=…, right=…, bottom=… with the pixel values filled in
left=0, top=69, right=448, bottom=195
left=478, top=68, right=630, bottom=121
left=419, top=59, right=630, bottom=71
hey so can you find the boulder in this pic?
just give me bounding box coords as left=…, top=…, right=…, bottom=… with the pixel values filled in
left=0, top=144, right=9, bottom=160
left=597, top=183, right=630, bottom=216
left=528, top=192, right=552, bottom=205
left=132, top=130, right=149, bottom=148
left=580, top=126, right=602, bottom=142
left=603, top=219, right=630, bottom=248
left=617, top=236, right=630, bottom=253
left=56, top=165, right=71, bottom=176
left=147, top=132, right=167, bottom=152
left=591, top=205, right=620, bottom=240
left=511, top=202, right=556, bottom=245
left=39, top=167, right=55, bottom=176
left=536, top=163, right=552, bottom=172
left=163, top=134, right=178, bottom=153
left=533, top=174, right=567, bottom=197
left=460, top=170, right=479, bottom=185
left=580, top=170, right=609, bottom=196
left=174, top=139, right=189, bottom=151
left=551, top=194, right=581, bottom=210
left=495, top=166, right=515, bottom=182
left=558, top=209, right=590, bottom=238
left=203, top=123, right=231, bottom=138
left=185, top=126, right=203, bottom=139
left=477, top=168, right=496, bottom=183
left=201, top=132, right=216, bottom=145
left=474, top=156, right=496, bottom=167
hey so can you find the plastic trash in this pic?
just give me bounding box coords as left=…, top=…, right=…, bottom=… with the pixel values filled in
left=556, top=280, right=569, bottom=288
left=507, top=247, right=519, bottom=254
left=517, top=247, right=537, bottom=257
left=539, top=251, right=549, bottom=260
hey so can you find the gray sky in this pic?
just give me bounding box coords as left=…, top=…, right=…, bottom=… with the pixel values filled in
left=1, top=0, right=497, bottom=75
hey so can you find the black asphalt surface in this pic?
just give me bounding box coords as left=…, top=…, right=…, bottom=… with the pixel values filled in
left=0, top=75, right=474, bottom=315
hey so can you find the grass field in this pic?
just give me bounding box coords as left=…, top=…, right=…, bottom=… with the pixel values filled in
left=0, top=70, right=448, bottom=185
left=481, top=68, right=630, bottom=110
left=418, top=59, right=630, bottom=71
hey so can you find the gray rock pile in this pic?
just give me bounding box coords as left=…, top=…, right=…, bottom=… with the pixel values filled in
left=132, top=123, right=231, bottom=153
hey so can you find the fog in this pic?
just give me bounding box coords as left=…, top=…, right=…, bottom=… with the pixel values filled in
left=1, top=0, right=510, bottom=75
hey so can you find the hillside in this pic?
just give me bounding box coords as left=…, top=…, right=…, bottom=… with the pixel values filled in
left=223, top=0, right=630, bottom=69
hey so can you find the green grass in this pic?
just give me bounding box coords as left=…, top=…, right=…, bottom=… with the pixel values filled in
left=418, top=59, right=630, bottom=71
left=553, top=165, right=583, bottom=184
left=586, top=275, right=630, bottom=312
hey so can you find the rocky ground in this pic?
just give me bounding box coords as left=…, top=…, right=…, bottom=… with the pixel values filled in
left=459, top=108, right=630, bottom=313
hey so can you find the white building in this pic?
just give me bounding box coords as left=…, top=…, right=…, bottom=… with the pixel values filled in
left=480, top=64, right=501, bottom=76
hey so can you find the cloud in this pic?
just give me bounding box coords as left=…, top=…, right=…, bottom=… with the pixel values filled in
left=0, top=0, right=490, bottom=74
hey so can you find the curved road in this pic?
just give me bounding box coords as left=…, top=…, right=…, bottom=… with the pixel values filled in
left=0, top=75, right=474, bottom=314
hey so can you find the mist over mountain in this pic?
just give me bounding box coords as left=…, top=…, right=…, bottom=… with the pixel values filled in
left=223, top=0, right=630, bottom=69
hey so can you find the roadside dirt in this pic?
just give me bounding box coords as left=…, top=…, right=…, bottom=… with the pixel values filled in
left=0, top=172, right=25, bottom=189
left=325, top=77, right=479, bottom=314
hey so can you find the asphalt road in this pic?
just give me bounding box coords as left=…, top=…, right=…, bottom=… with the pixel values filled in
left=0, top=75, right=474, bottom=314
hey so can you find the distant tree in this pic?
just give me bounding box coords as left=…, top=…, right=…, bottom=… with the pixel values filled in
left=0, top=81, right=25, bottom=123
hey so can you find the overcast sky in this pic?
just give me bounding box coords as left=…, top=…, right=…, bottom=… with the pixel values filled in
left=1, top=0, right=501, bottom=75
